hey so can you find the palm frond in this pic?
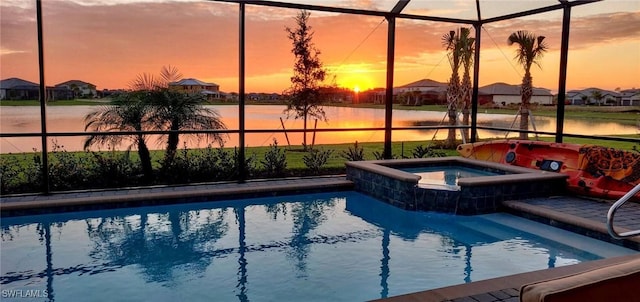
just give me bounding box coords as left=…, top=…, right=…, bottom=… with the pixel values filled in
left=159, top=65, right=182, bottom=86
left=508, top=30, right=548, bottom=72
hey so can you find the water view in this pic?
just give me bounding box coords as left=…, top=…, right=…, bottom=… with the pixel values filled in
left=1, top=105, right=636, bottom=153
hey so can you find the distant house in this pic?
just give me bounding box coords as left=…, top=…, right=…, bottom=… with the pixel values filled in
left=396, top=78, right=448, bottom=105
left=0, top=77, right=78, bottom=101
left=169, top=78, right=221, bottom=100
left=0, top=78, right=39, bottom=100
left=55, top=80, right=97, bottom=98
left=620, top=89, right=640, bottom=106
left=565, top=88, right=619, bottom=105
left=48, top=86, right=75, bottom=101
left=370, top=79, right=448, bottom=105
left=479, top=82, right=553, bottom=105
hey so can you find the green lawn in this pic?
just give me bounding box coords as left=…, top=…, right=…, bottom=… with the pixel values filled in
left=0, top=140, right=457, bottom=169
left=3, top=137, right=636, bottom=170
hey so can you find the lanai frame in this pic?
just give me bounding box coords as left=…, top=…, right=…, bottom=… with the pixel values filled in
left=216, top=0, right=598, bottom=178
left=25, top=0, right=637, bottom=194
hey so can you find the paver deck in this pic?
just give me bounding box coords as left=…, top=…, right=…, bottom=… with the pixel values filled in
left=1, top=178, right=639, bottom=302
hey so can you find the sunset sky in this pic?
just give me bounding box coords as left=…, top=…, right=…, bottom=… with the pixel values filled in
left=1, top=0, right=638, bottom=94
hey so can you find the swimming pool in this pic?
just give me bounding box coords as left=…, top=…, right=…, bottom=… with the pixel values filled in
left=399, top=166, right=499, bottom=189
left=1, top=191, right=634, bottom=302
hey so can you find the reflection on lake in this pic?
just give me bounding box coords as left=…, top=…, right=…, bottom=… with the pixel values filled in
left=1, top=105, right=637, bottom=153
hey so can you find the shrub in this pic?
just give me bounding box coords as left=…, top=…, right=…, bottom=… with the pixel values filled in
left=411, top=144, right=447, bottom=158
left=157, top=144, right=257, bottom=184
left=0, top=151, right=47, bottom=194
left=261, top=139, right=287, bottom=177
left=158, top=144, right=192, bottom=184
left=233, top=147, right=258, bottom=179
left=186, top=144, right=225, bottom=182
left=0, top=156, right=22, bottom=194
left=303, top=148, right=334, bottom=175
left=372, top=150, right=398, bottom=160
left=340, top=141, right=365, bottom=161
left=47, top=142, right=92, bottom=191
left=88, top=150, right=141, bottom=188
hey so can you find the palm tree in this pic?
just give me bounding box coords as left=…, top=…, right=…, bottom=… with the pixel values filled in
left=84, top=65, right=228, bottom=178
left=131, top=65, right=226, bottom=165
left=148, top=89, right=227, bottom=165
left=458, top=28, right=475, bottom=142
left=591, top=90, right=604, bottom=106
left=508, top=30, right=548, bottom=139
left=132, top=65, right=227, bottom=166
left=84, top=92, right=154, bottom=181
left=442, top=30, right=462, bottom=148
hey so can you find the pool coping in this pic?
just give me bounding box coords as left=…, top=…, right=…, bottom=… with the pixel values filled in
left=375, top=253, right=640, bottom=302
left=0, top=176, right=354, bottom=216
left=503, top=199, right=640, bottom=250
left=346, top=157, right=568, bottom=187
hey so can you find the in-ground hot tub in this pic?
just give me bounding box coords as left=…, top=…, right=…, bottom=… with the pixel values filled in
left=346, top=157, right=568, bottom=215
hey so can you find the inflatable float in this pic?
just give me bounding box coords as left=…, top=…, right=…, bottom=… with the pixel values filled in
left=456, top=139, right=640, bottom=201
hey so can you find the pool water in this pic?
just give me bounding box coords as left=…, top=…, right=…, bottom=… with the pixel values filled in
left=400, top=166, right=499, bottom=188
left=0, top=191, right=634, bottom=302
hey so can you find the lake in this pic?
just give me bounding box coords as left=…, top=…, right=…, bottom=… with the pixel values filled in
left=0, top=105, right=637, bottom=153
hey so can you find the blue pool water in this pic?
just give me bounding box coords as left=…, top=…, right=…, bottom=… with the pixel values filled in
left=400, top=166, right=499, bottom=188
left=1, top=191, right=634, bottom=302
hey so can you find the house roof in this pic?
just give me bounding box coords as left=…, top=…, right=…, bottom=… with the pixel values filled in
left=619, top=89, right=639, bottom=97
left=55, top=80, right=95, bottom=87
left=566, top=88, right=619, bottom=97
left=398, top=78, right=447, bottom=88
left=0, top=77, right=38, bottom=89
left=479, top=82, right=552, bottom=96
left=170, top=78, right=218, bottom=87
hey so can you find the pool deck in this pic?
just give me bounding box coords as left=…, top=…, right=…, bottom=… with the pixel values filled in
left=1, top=176, right=639, bottom=302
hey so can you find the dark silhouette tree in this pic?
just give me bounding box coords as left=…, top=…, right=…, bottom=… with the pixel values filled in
left=148, top=89, right=226, bottom=166
left=508, top=30, right=548, bottom=139
left=143, top=66, right=226, bottom=165
left=84, top=65, right=227, bottom=177
left=84, top=92, right=155, bottom=181
left=285, top=10, right=327, bottom=150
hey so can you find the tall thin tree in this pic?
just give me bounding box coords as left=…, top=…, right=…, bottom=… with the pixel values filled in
left=508, top=30, right=548, bottom=139
left=442, top=30, right=462, bottom=148
left=285, top=10, right=327, bottom=150
left=458, top=28, right=475, bottom=142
